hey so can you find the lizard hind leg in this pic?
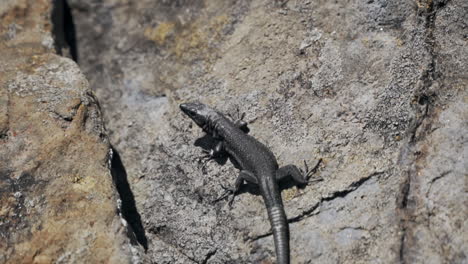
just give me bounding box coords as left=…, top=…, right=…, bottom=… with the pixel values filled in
left=276, top=165, right=308, bottom=185
left=276, top=159, right=323, bottom=185
left=213, top=170, right=256, bottom=207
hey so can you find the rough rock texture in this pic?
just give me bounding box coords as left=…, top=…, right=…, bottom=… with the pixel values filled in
left=68, top=0, right=466, bottom=263
left=0, top=1, right=138, bottom=263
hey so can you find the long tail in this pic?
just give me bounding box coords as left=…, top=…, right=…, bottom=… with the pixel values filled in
left=266, top=205, right=290, bottom=264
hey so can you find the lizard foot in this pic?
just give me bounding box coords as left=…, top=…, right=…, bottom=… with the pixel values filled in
left=302, top=159, right=323, bottom=183
left=212, top=184, right=237, bottom=208
left=228, top=106, right=249, bottom=133
left=198, top=149, right=215, bottom=173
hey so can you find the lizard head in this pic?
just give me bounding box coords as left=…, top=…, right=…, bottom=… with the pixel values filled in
left=180, top=102, right=219, bottom=132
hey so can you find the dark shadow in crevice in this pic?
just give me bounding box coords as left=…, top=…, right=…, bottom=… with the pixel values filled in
left=111, top=147, right=148, bottom=251
left=52, top=0, right=78, bottom=62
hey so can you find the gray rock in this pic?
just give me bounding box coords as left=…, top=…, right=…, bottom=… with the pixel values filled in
left=67, top=0, right=467, bottom=263
left=0, top=1, right=137, bottom=263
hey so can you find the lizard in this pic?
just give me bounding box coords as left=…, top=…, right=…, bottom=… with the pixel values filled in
left=180, top=102, right=321, bottom=264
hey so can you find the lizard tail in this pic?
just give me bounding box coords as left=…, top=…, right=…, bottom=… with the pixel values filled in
left=267, top=205, right=290, bottom=264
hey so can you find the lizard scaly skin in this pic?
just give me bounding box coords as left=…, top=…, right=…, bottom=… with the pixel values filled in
left=180, top=102, right=318, bottom=264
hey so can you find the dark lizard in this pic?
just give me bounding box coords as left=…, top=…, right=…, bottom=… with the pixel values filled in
left=180, top=102, right=321, bottom=264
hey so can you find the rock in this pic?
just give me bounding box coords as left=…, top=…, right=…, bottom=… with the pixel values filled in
left=0, top=0, right=140, bottom=263
left=24, top=0, right=467, bottom=263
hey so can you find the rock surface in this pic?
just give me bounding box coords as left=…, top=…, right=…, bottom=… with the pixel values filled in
left=1, top=0, right=465, bottom=263
left=69, top=0, right=467, bottom=263
left=0, top=1, right=137, bottom=263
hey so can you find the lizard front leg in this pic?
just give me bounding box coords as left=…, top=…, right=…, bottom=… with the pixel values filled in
left=199, top=141, right=227, bottom=172
left=228, top=107, right=249, bottom=133
left=202, top=141, right=225, bottom=158
left=234, top=118, right=249, bottom=133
